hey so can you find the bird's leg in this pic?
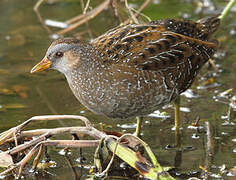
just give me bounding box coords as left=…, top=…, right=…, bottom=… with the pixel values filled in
left=174, top=96, right=181, bottom=148
left=135, top=116, right=143, bottom=137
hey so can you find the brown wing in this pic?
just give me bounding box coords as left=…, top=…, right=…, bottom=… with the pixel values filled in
left=92, top=24, right=167, bottom=65
left=92, top=23, right=217, bottom=69
left=92, top=24, right=218, bottom=93
left=141, top=32, right=218, bottom=93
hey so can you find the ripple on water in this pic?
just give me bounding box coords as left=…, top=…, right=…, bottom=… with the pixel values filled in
left=181, top=89, right=200, bottom=98
left=117, top=123, right=136, bottom=129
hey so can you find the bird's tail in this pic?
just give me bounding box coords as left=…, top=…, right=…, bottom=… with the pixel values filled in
left=196, top=15, right=221, bottom=41
left=151, top=15, right=220, bottom=41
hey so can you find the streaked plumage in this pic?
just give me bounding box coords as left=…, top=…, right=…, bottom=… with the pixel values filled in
left=31, top=15, right=220, bottom=119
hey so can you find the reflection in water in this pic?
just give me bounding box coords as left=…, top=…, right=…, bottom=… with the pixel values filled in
left=201, top=121, right=214, bottom=179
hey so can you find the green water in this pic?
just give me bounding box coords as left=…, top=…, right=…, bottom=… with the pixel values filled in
left=0, top=0, right=235, bottom=179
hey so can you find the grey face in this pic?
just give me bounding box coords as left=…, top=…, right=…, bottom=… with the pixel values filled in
left=46, top=43, right=71, bottom=62
left=46, top=43, right=78, bottom=74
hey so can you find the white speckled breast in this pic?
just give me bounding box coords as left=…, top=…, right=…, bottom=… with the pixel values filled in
left=55, top=16, right=220, bottom=119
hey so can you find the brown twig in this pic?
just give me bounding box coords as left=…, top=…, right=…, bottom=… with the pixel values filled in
left=17, top=139, right=99, bottom=177
left=18, top=127, right=97, bottom=139
left=57, top=0, right=111, bottom=35
left=0, top=115, right=92, bottom=146
left=32, top=144, right=43, bottom=169
left=208, top=58, right=219, bottom=72
left=33, top=0, right=152, bottom=36
left=0, top=115, right=173, bottom=179
left=26, top=115, right=92, bottom=128
left=123, top=0, right=152, bottom=25
left=125, top=0, right=139, bottom=24
left=25, top=140, right=97, bottom=174
left=80, top=0, right=93, bottom=39
left=74, top=30, right=90, bottom=40
left=109, top=0, right=122, bottom=24
left=9, top=133, right=50, bottom=156
left=0, top=126, right=103, bottom=177
left=0, top=122, right=102, bottom=177
left=66, top=13, right=85, bottom=25
left=34, top=0, right=52, bottom=34
left=83, top=0, right=91, bottom=14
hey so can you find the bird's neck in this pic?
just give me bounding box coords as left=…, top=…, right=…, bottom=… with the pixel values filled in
left=64, top=45, right=104, bottom=85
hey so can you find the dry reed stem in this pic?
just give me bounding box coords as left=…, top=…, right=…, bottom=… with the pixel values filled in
left=123, top=0, right=152, bottom=25
left=0, top=115, right=104, bottom=177
left=34, top=0, right=52, bottom=34
left=0, top=115, right=173, bottom=179
left=208, top=58, right=219, bottom=72
left=33, top=0, right=152, bottom=36
left=125, top=0, right=139, bottom=24
left=16, top=139, right=100, bottom=177
left=32, top=144, right=43, bottom=169
left=80, top=0, right=93, bottom=39
left=57, top=0, right=111, bottom=35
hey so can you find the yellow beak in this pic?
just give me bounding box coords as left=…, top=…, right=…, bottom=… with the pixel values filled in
left=30, top=57, right=52, bottom=73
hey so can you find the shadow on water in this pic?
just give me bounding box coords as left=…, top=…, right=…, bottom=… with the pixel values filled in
left=0, top=0, right=235, bottom=179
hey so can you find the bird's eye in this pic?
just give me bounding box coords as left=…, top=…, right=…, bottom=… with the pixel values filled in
left=55, top=52, right=63, bottom=58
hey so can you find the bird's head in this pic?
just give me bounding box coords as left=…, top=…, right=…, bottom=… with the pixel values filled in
left=31, top=38, right=84, bottom=74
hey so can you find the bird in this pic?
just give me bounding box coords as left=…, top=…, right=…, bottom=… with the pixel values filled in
left=31, top=15, right=220, bottom=137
